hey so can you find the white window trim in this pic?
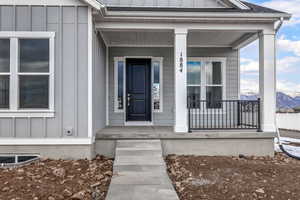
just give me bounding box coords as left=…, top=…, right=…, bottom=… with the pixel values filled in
left=152, top=57, right=163, bottom=113
left=113, top=56, right=164, bottom=114
left=0, top=31, right=55, bottom=118
left=187, top=57, right=226, bottom=114
left=114, top=57, right=125, bottom=113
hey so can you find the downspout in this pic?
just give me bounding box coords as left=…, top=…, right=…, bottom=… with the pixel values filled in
left=275, top=17, right=300, bottom=160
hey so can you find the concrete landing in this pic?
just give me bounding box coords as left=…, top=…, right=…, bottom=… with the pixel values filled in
left=106, top=140, right=179, bottom=200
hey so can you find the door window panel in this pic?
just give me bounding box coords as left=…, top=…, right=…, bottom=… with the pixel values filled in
left=19, top=76, right=49, bottom=109
left=187, top=61, right=201, bottom=85
left=19, top=39, right=49, bottom=73
left=206, top=86, right=222, bottom=109
left=206, top=61, right=222, bottom=85
left=0, top=39, right=10, bottom=73
left=0, top=76, right=9, bottom=109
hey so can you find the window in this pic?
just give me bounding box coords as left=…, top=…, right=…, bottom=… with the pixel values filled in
left=114, top=57, right=125, bottom=112
left=187, top=58, right=226, bottom=109
left=152, top=57, right=163, bottom=112
left=0, top=39, right=10, bottom=109
left=0, top=32, right=55, bottom=117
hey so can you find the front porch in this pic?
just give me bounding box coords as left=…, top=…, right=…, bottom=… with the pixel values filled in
left=95, top=126, right=275, bottom=157
left=97, top=21, right=277, bottom=134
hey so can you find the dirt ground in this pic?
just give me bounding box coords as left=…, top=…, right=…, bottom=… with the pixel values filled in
left=0, top=155, right=113, bottom=200
left=166, top=153, right=300, bottom=200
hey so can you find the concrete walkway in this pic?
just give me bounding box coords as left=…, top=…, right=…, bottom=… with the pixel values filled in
left=106, top=140, right=179, bottom=200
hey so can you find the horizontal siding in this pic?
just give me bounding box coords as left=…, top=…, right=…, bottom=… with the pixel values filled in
left=109, top=47, right=239, bottom=126
left=0, top=6, right=89, bottom=138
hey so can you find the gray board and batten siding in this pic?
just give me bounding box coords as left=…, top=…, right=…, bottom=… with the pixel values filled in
left=0, top=6, right=89, bottom=138
left=108, top=47, right=239, bottom=126
left=93, top=30, right=107, bottom=133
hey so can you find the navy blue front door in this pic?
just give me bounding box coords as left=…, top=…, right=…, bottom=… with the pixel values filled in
left=126, top=59, right=151, bottom=121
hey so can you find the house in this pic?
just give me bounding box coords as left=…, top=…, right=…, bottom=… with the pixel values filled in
left=0, top=0, right=291, bottom=159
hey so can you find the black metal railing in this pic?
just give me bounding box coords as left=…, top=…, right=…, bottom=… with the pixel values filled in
left=188, top=98, right=261, bottom=132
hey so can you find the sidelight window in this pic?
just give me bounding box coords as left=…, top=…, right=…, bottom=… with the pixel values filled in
left=152, top=57, right=163, bottom=112
left=114, top=57, right=125, bottom=112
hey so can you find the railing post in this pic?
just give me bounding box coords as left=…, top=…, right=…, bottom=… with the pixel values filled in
left=187, top=96, right=191, bottom=133
left=257, top=98, right=262, bottom=132
left=237, top=101, right=241, bottom=126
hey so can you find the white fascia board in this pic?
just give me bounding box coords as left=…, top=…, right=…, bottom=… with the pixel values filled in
left=0, top=0, right=86, bottom=6
left=0, top=138, right=93, bottom=145
left=103, top=10, right=291, bottom=21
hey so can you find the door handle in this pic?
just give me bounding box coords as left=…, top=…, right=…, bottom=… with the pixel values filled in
left=127, top=94, right=131, bottom=107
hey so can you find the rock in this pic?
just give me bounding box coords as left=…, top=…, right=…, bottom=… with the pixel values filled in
left=2, top=187, right=9, bottom=192
left=33, top=197, right=38, bottom=200
left=255, top=188, right=265, bottom=194
left=71, top=191, right=85, bottom=200
left=63, top=189, right=73, bottom=197
left=52, top=168, right=66, bottom=178
left=91, top=182, right=101, bottom=188
left=104, top=171, right=113, bottom=176
left=95, top=174, right=104, bottom=180
left=48, top=196, right=55, bottom=200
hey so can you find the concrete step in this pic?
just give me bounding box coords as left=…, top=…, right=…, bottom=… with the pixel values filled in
left=116, top=140, right=162, bottom=149
left=115, top=155, right=165, bottom=166
left=113, top=165, right=167, bottom=173
left=106, top=184, right=179, bottom=200
left=115, top=149, right=162, bottom=157
left=110, top=172, right=172, bottom=185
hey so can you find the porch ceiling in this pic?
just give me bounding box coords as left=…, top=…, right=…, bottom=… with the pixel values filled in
left=100, top=30, right=257, bottom=48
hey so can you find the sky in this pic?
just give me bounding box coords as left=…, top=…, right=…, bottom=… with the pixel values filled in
left=241, top=0, right=300, bottom=96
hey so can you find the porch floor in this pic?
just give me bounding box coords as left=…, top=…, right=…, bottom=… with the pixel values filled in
left=96, top=126, right=275, bottom=140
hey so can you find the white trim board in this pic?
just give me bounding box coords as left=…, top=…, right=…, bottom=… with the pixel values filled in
left=0, top=0, right=86, bottom=6
left=0, top=138, right=93, bottom=145
left=87, top=7, right=93, bottom=139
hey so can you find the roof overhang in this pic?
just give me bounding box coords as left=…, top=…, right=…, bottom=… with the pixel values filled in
left=81, top=0, right=103, bottom=10
left=226, top=0, right=250, bottom=10
left=97, top=9, right=291, bottom=23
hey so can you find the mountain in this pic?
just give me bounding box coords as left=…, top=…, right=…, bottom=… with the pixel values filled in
left=241, top=92, right=300, bottom=110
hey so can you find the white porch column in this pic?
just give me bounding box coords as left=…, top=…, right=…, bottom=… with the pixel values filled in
left=174, top=28, right=188, bottom=132
left=259, top=32, right=276, bottom=132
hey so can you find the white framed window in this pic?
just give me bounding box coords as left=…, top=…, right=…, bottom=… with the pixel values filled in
left=113, top=56, right=163, bottom=113
left=152, top=57, right=163, bottom=113
left=114, top=57, right=125, bottom=113
left=0, top=32, right=55, bottom=118
left=187, top=57, right=226, bottom=110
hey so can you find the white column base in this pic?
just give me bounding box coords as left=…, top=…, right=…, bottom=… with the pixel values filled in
left=174, top=125, right=188, bottom=133
left=261, top=124, right=276, bottom=132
